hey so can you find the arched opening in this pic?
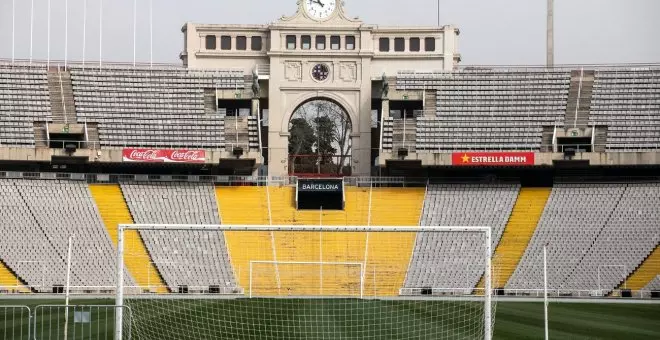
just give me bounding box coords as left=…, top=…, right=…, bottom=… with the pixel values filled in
left=288, top=99, right=352, bottom=177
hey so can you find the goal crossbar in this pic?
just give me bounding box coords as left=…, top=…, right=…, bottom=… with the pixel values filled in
left=119, top=224, right=491, bottom=233
left=115, top=224, right=493, bottom=340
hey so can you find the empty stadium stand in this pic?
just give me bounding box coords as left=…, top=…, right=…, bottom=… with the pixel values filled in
left=0, top=260, right=30, bottom=293
left=476, top=187, right=551, bottom=289
left=507, top=183, right=660, bottom=295
left=121, top=182, right=236, bottom=291
left=89, top=184, right=168, bottom=293
left=69, top=65, right=244, bottom=149
left=589, top=68, right=660, bottom=151
left=0, top=64, right=51, bottom=147
left=625, top=245, right=660, bottom=292
left=560, top=183, right=659, bottom=292
left=645, top=276, right=660, bottom=291
left=405, top=184, right=520, bottom=292
left=0, top=179, right=120, bottom=291
left=217, top=185, right=425, bottom=296
left=397, top=69, right=570, bottom=152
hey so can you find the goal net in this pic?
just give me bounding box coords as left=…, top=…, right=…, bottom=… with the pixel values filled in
left=117, top=225, right=495, bottom=340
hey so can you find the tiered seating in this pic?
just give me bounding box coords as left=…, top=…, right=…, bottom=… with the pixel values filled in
left=397, top=69, right=570, bottom=152
left=70, top=66, right=244, bottom=148
left=121, top=182, right=236, bottom=290
left=506, top=183, right=658, bottom=293
left=404, top=184, right=520, bottom=291
left=589, top=68, right=660, bottom=151
left=476, top=187, right=551, bottom=289
left=0, top=63, right=51, bottom=147
left=0, top=179, right=119, bottom=291
left=560, top=183, right=660, bottom=292
left=217, top=186, right=426, bottom=296
left=645, top=276, right=660, bottom=291
left=89, top=184, right=167, bottom=293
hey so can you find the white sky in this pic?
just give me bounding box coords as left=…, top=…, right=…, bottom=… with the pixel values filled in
left=0, top=0, right=658, bottom=65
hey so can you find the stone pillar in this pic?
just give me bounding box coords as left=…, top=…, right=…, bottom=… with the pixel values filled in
left=382, top=99, right=390, bottom=119
left=251, top=98, right=260, bottom=117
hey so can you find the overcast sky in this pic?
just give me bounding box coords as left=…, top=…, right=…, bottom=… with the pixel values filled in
left=0, top=0, right=658, bottom=65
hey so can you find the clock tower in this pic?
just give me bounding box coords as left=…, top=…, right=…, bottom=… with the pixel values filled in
left=181, top=0, right=461, bottom=177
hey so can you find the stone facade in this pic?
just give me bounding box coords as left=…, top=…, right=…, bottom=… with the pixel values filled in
left=181, top=1, right=460, bottom=176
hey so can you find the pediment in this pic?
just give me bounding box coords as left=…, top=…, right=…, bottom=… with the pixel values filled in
left=274, top=0, right=362, bottom=28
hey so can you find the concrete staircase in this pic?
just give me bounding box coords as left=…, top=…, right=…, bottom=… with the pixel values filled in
left=593, top=126, right=608, bottom=152
left=224, top=117, right=251, bottom=151
left=541, top=126, right=555, bottom=152
left=391, top=119, right=417, bottom=152
left=204, top=89, right=217, bottom=115
left=564, top=69, right=595, bottom=128
left=85, top=123, right=101, bottom=150
left=47, top=68, right=77, bottom=125
left=33, top=122, right=48, bottom=148
left=424, top=90, right=437, bottom=117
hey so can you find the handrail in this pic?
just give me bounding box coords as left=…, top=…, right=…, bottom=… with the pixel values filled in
left=58, top=67, right=67, bottom=125
left=574, top=67, right=584, bottom=128
left=2, top=140, right=660, bottom=153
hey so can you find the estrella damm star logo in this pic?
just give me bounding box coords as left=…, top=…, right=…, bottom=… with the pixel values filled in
left=461, top=154, right=470, bottom=163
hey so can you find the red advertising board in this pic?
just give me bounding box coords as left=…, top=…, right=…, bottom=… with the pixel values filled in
left=452, top=152, right=535, bottom=166
left=122, top=149, right=206, bottom=164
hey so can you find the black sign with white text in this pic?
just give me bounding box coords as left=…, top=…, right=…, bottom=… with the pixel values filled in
left=297, top=179, right=344, bottom=210
left=298, top=179, right=343, bottom=193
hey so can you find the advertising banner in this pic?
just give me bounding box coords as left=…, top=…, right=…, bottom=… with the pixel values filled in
left=122, top=149, right=206, bottom=164
left=452, top=152, right=535, bottom=166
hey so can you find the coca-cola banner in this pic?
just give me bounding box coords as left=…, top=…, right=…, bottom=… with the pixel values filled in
left=122, top=149, right=206, bottom=164
left=452, top=152, right=535, bottom=166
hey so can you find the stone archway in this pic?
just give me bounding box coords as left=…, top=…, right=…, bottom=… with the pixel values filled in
left=288, top=98, right=353, bottom=176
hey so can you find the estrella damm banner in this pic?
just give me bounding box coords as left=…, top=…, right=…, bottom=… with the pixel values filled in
left=452, top=152, right=535, bottom=166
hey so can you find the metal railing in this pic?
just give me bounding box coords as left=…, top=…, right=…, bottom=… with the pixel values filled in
left=0, top=306, right=31, bottom=340
left=399, top=287, right=659, bottom=299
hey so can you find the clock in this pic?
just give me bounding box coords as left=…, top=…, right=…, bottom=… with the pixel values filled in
left=312, top=64, right=330, bottom=81
left=305, top=0, right=337, bottom=21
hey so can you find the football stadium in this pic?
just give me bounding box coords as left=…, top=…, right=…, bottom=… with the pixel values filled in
left=0, top=0, right=659, bottom=339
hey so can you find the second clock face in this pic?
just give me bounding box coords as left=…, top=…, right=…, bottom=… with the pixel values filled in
left=312, top=64, right=330, bottom=81
left=305, top=0, right=337, bottom=21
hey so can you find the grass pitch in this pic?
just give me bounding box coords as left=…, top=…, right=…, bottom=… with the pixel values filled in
left=1, top=298, right=659, bottom=339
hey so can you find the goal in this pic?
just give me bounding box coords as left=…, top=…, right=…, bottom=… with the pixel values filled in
left=115, top=225, right=494, bottom=340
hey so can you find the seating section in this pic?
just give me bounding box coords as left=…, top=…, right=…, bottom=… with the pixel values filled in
left=89, top=184, right=168, bottom=293
left=70, top=66, right=244, bottom=148
left=589, top=68, right=660, bottom=151
left=217, top=186, right=426, bottom=296
left=507, top=183, right=660, bottom=294
left=397, top=69, right=570, bottom=152
left=404, top=184, right=520, bottom=291
left=0, top=179, right=119, bottom=291
left=645, top=276, right=660, bottom=291
left=0, top=63, right=51, bottom=147
left=560, top=183, right=660, bottom=292
left=121, top=182, right=236, bottom=290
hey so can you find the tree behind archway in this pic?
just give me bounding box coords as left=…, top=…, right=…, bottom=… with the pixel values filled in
left=288, top=100, right=352, bottom=175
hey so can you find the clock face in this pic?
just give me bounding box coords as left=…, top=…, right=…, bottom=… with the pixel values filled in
left=312, top=64, right=330, bottom=81
left=305, top=0, right=337, bottom=20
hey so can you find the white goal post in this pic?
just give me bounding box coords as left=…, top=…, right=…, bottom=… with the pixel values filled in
left=115, top=224, right=493, bottom=340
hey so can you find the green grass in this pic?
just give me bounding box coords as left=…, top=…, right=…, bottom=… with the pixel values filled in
left=1, top=299, right=659, bottom=339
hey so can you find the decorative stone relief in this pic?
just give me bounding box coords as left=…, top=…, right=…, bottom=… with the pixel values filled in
left=285, top=61, right=303, bottom=81
left=339, top=62, right=358, bottom=82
